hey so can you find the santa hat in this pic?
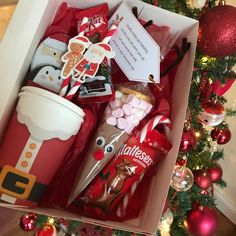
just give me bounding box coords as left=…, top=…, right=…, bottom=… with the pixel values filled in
left=70, top=36, right=91, bottom=48
left=43, top=33, right=70, bottom=51
left=97, top=43, right=116, bottom=58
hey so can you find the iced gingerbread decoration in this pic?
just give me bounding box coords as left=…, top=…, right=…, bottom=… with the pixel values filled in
left=0, top=87, right=85, bottom=207
left=31, top=33, right=70, bottom=70
left=68, top=84, right=154, bottom=204
left=61, top=36, right=91, bottom=79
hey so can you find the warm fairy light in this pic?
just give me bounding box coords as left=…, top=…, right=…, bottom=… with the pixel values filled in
left=48, top=217, right=55, bottom=224
left=200, top=56, right=216, bottom=65
left=200, top=56, right=209, bottom=65
left=195, top=131, right=201, bottom=138
left=207, top=137, right=212, bottom=142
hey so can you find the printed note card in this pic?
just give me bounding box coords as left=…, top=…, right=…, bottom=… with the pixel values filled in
left=109, top=1, right=160, bottom=83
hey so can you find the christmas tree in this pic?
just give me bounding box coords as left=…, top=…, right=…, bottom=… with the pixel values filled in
left=19, top=0, right=236, bottom=235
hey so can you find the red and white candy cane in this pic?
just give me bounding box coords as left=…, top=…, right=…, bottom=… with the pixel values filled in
left=102, top=24, right=118, bottom=44
left=116, top=173, right=145, bottom=218
left=153, top=0, right=158, bottom=6
left=65, top=24, right=118, bottom=100
left=137, top=115, right=171, bottom=143
left=65, top=80, right=81, bottom=101
left=59, top=17, right=89, bottom=97
left=78, top=17, right=89, bottom=36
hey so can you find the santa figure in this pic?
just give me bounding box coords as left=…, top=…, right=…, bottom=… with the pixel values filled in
left=74, top=42, right=115, bottom=82
left=31, top=33, right=70, bottom=71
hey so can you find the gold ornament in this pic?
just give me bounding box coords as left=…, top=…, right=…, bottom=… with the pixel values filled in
left=187, top=0, right=207, bottom=9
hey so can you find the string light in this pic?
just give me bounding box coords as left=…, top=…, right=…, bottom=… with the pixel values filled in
left=200, top=56, right=216, bottom=66
left=195, top=131, right=202, bottom=140
left=159, top=208, right=173, bottom=236
left=201, top=56, right=209, bottom=65
left=48, top=217, right=55, bottom=225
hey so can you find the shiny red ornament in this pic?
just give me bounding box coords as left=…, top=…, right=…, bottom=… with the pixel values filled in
left=197, top=5, right=236, bottom=58
left=194, top=170, right=212, bottom=189
left=36, top=224, right=57, bottom=236
left=179, top=128, right=197, bottom=153
left=198, top=101, right=225, bottom=127
left=185, top=206, right=218, bottom=236
left=212, top=79, right=235, bottom=96
left=28, top=213, right=38, bottom=220
left=19, top=214, right=35, bottom=231
left=176, top=155, right=187, bottom=166
left=207, top=165, right=223, bottom=182
left=211, top=127, right=231, bottom=145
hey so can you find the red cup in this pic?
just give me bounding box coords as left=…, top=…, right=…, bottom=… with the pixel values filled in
left=0, top=86, right=85, bottom=207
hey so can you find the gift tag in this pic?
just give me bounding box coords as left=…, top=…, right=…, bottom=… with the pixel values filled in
left=109, top=2, right=160, bottom=83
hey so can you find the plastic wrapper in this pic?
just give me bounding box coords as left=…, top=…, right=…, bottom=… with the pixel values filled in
left=139, top=19, right=180, bottom=61
left=75, top=3, right=109, bottom=42
left=68, top=83, right=154, bottom=204
left=77, top=121, right=172, bottom=219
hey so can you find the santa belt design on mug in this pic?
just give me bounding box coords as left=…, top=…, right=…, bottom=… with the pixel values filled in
left=0, top=165, right=47, bottom=203
left=0, top=137, right=45, bottom=204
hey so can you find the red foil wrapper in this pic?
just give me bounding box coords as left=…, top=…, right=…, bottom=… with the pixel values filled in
left=75, top=3, right=109, bottom=42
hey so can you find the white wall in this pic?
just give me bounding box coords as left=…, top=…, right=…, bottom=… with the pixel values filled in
left=214, top=0, right=236, bottom=224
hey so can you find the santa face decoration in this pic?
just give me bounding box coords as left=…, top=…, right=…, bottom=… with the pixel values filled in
left=74, top=42, right=115, bottom=82
left=198, top=101, right=225, bottom=127
left=28, top=66, right=63, bottom=94
left=31, top=36, right=68, bottom=71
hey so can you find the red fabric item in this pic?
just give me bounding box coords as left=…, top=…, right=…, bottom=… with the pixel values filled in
left=212, top=79, right=235, bottom=96
left=44, top=3, right=78, bottom=39
left=40, top=106, right=100, bottom=207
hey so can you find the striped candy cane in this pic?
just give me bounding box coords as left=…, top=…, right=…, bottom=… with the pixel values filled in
left=102, top=24, right=118, bottom=44
left=137, top=115, right=171, bottom=143
left=153, top=0, right=158, bottom=6
left=65, top=24, right=118, bottom=100
left=65, top=81, right=81, bottom=101
left=60, top=17, right=89, bottom=97
left=116, top=173, right=145, bottom=218
left=78, top=17, right=89, bottom=36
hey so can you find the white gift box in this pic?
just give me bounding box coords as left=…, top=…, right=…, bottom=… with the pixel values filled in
left=0, top=0, right=198, bottom=235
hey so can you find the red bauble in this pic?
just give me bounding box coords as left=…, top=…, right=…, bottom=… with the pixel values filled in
left=207, top=165, right=223, bottom=182
left=179, top=128, right=196, bottom=153
left=198, top=5, right=236, bottom=58
left=212, top=79, right=235, bottom=96
left=185, top=206, right=218, bottom=236
left=194, top=170, right=212, bottom=189
left=36, top=224, right=57, bottom=236
left=198, top=101, right=225, bottom=127
left=211, top=127, right=231, bottom=145
left=19, top=214, right=35, bottom=231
